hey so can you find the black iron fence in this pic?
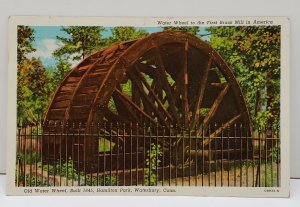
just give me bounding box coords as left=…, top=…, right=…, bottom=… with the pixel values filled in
left=15, top=121, right=280, bottom=187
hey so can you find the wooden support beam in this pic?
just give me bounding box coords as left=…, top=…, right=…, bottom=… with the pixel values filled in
left=203, top=84, right=230, bottom=126
left=149, top=81, right=158, bottom=104
left=210, top=82, right=227, bottom=88
left=154, top=46, right=179, bottom=123
left=131, top=83, right=141, bottom=107
left=114, top=89, right=157, bottom=125
left=103, top=107, right=131, bottom=126
left=127, top=71, right=168, bottom=126
left=112, top=91, right=140, bottom=124
left=135, top=62, right=157, bottom=79
left=173, top=70, right=183, bottom=98
left=190, top=57, right=212, bottom=128
left=182, top=41, right=190, bottom=127
left=202, top=113, right=242, bottom=146
left=133, top=66, right=174, bottom=122
left=103, top=107, right=143, bottom=132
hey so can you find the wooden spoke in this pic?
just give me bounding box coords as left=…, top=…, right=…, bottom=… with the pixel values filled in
left=152, top=78, right=165, bottom=105
left=136, top=62, right=157, bottom=79
left=103, top=107, right=144, bottom=132
left=182, top=41, right=190, bottom=126
left=155, top=81, right=163, bottom=100
left=169, top=70, right=185, bottom=111
left=162, top=92, right=168, bottom=105
left=210, top=82, right=227, bottom=88
left=151, top=80, right=158, bottom=97
left=154, top=46, right=179, bottom=123
left=127, top=70, right=169, bottom=126
left=133, top=66, right=174, bottom=122
left=203, top=84, right=230, bottom=126
left=103, top=106, right=132, bottom=126
left=114, top=89, right=157, bottom=125
left=203, top=113, right=242, bottom=146
left=131, top=83, right=141, bottom=107
left=147, top=81, right=158, bottom=104
left=190, top=57, right=212, bottom=128
left=111, top=91, right=140, bottom=124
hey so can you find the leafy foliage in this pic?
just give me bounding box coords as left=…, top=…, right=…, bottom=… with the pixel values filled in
left=17, top=26, right=53, bottom=123
left=17, top=152, right=41, bottom=165
left=163, top=26, right=199, bottom=35
left=53, top=26, right=105, bottom=60
left=17, top=26, right=36, bottom=64
left=16, top=156, right=118, bottom=186
left=42, top=159, right=81, bottom=181
left=144, top=143, right=162, bottom=186
left=105, top=27, right=148, bottom=45
left=85, top=174, right=118, bottom=186
left=207, top=26, right=280, bottom=129
left=52, top=57, right=72, bottom=87
left=16, top=172, right=48, bottom=186
left=17, top=58, right=53, bottom=122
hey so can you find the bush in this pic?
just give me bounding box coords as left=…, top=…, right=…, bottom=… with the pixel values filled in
left=144, top=143, right=162, bottom=186
left=85, top=174, right=118, bottom=186
left=17, top=151, right=41, bottom=165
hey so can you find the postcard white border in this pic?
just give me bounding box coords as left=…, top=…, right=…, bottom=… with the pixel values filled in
left=6, top=16, right=290, bottom=197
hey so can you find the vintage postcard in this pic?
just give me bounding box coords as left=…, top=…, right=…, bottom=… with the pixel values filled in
left=6, top=16, right=290, bottom=197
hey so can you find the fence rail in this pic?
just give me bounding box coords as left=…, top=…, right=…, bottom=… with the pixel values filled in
left=15, top=121, right=280, bottom=187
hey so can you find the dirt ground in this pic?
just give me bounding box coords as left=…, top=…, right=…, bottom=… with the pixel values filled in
left=158, top=163, right=280, bottom=187
left=17, top=162, right=280, bottom=187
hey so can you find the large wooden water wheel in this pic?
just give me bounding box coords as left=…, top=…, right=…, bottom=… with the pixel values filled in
left=43, top=30, right=252, bottom=171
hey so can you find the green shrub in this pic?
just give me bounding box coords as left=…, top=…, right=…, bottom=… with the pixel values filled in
left=41, top=159, right=82, bottom=181
left=144, top=143, right=162, bottom=186
left=85, top=174, right=118, bottom=186
left=17, top=152, right=41, bottom=165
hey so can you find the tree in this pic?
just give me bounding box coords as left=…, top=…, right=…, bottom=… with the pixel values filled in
left=18, top=58, right=53, bottom=122
left=53, top=26, right=105, bottom=60
left=17, top=25, right=37, bottom=122
left=207, top=26, right=280, bottom=129
left=52, top=58, right=72, bottom=87
left=17, top=26, right=53, bottom=122
left=105, top=27, right=148, bottom=45
left=163, top=26, right=199, bottom=35
left=17, top=26, right=36, bottom=65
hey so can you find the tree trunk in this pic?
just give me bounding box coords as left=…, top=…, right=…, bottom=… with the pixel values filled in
left=255, top=89, right=262, bottom=116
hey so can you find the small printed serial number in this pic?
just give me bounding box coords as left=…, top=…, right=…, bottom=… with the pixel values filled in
left=264, top=189, right=279, bottom=193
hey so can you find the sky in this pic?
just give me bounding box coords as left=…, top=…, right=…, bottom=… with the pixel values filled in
left=28, top=26, right=209, bottom=69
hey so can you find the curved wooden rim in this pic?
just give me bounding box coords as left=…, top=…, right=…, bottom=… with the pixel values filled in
left=86, top=31, right=251, bottom=130
left=44, top=30, right=252, bottom=135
